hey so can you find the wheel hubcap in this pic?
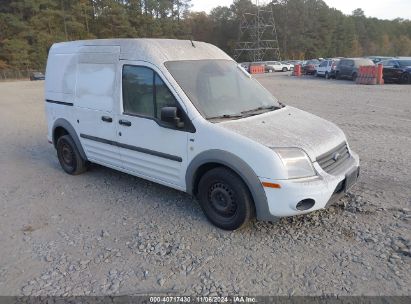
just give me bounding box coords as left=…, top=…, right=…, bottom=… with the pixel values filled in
left=61, top=143, right=74, bottom=166
left=208, top=183, right=237, bottom=217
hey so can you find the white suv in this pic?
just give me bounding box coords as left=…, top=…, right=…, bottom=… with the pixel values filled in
left=265, top=61, right=293, bottom=72
left=45, top=39, right=360, bottom=230
left=316, top=59, right=340, bottom=79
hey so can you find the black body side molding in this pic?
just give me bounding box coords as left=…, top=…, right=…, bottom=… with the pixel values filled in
left=46, top=99, right=74, bottom=106
left=80, top=134, right=183, bottom=163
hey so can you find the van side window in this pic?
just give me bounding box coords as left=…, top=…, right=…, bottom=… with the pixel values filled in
left=123, top=66, right=154, bottom=117
left=122, top=65, right=177, bottom=119
left=154, top=74, right=178, bottom=119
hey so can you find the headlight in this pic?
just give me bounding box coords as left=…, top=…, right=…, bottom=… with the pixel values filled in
left=273, top=148, right=316, bottom=179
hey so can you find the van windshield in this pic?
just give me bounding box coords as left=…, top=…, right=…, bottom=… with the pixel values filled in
left=165, top=60, right=281, bottom=120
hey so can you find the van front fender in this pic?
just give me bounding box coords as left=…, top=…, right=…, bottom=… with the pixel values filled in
left=186, top=150, right=276, bottom=221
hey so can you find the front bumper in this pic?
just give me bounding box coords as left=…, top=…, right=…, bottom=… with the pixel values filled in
left=259, top=152, right=360, bottom=218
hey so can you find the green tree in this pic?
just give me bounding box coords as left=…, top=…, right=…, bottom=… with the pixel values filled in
left=1, top=0, right=411, bottom=71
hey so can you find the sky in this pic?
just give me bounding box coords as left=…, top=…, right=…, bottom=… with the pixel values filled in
left=190, top=0, right=411, bottom=20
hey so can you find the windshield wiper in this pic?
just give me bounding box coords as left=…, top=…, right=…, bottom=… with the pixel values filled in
left=207, top=114, right=244, bottom=121
left=208, top=105, right=281, bottom=121
left=241, top=105, right=279, bottom=116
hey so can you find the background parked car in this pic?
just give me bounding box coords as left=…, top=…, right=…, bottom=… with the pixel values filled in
left=281, top=61, right=295, bottom=70
left=380, top=59, right=411, bottom=84
left=368, top=56, right=393, bottom=64
left=316, top=59, right=340, bottom=79
left=288, top=60, right=303, bottom=66
left=30, top=72, right=45, bottom=81
left=265, top=61, right=292, bottom=72
left=335, top=58, right=375, bottom=81
left=239, top=62, right=251, bottom=72
left=303, top=59, right=320, bottom=75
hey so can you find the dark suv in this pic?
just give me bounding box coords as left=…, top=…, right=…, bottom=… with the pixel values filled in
left=381, top=59, right=411, bottom=84
left=335, top=58, right=374, bottom=81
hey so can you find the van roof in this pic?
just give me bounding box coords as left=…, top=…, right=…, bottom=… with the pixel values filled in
left=49, top=39, right=232, bottom=65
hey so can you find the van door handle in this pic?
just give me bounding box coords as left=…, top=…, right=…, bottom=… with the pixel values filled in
left=101, top=116, right=113, bottom=123
left=119, top=119, right=132, bottom=127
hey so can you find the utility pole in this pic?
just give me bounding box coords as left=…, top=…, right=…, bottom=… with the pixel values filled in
left=234, top=0, right=281, bottom=62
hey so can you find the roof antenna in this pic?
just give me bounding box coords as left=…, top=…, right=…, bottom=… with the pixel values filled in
left=190, top=36, right=196, bottom=48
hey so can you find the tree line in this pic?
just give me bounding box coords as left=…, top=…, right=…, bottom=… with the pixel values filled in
left=1, top=0, right=410, bottom=71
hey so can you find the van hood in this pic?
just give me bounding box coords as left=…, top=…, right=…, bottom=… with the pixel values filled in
left=218, top=106, right=346, bottom=160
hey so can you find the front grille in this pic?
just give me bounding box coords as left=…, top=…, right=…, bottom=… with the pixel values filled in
left=317, top=142, right=350, bottom=174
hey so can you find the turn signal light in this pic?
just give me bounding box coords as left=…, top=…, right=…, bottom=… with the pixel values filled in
left=262, top=182, right=281, bottom=189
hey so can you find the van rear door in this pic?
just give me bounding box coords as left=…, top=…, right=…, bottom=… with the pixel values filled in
left=74, top=46, right=122, bottom=169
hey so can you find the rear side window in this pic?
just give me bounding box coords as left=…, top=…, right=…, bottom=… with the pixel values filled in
left=122, top=65, right=177, bottom=119
left=388, top=60, right=397, bottom=67
left=76, top=63, right=116, bottom=112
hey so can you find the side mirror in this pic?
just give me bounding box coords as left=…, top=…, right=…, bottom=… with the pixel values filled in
left=161, top=107, right=184, bottom=128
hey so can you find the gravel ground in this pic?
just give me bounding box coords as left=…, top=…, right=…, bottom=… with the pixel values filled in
left=0, top=74, right=410, bottom=296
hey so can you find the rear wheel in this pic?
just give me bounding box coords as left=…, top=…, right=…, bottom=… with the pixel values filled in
left=197, top=167, right=254, bottom=230
left=56, top=135, right=88, bottom=175
left=400, top=73, right=410, bottom=84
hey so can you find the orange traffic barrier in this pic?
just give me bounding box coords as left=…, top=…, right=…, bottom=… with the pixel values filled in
left=356, top=65, right=383, bottom=85
left=250, top=65, right=265, bottom=74
left=377, top=63, right=384, bottom=85
left=292, top=64, right=302, bottom=77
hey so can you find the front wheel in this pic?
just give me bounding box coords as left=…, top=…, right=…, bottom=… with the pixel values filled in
left=197, top=167, right=254, bottom=230
left=282, top=67, right=287, bottom=72
left=352, top=72, right=358, bottom=82
left=325, top=72, right=330, bottom=79
left=57, top=135, right=88, bottom=175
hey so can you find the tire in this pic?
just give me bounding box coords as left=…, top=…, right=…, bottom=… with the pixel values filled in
left=282, top=67, right=287, bottom=72
left=352, top=72, right=358, bottom=82
left=325, top=72, right=330, bottom=79
left=400, top=73, right=410, bottom=84
left=336, top=72, right=341, bottom=80
left=56, top=135, right=88, bottom=175
left=197, top=167, right=254, bottom=230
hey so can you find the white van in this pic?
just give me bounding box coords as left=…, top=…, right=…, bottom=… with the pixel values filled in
left=45, top=39, right=360, bottom=230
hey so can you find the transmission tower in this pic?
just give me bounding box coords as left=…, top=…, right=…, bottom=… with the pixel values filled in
left=234, top=0, right=281, bottom=62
